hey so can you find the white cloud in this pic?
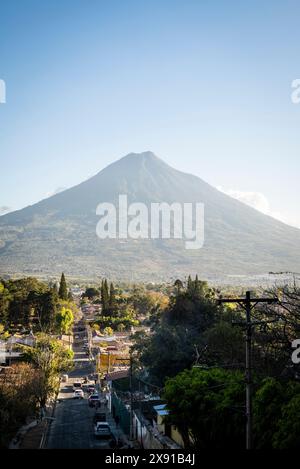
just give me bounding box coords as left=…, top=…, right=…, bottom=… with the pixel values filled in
left=217, top=186, right=300, bottom=229
left=0, top=206, right=12, bottom=216
left=45, top=187, right=66, bottom=198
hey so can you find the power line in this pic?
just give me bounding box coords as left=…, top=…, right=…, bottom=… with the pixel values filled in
left=218, top=290, right=279, bottom=450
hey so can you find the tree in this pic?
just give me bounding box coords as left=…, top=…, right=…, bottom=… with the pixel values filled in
left=21, top=334, right=73, bottom=407
left=103, top=326, right=114, bottom=336
left=187, top=275, right=193, bottom=294
left=5, top=277, right=47, bottom=328
left=273, top=393, right=300, bottom=448
left=132, top=277, right=220, bottom=386
left=83, top=287, right=99, bottom=300
left=40, top=291, right=57, bottom=331
left=109, top=282, right=117, bottom=316
left=28, top=290, right=57, bottom=332
left=253, top=377, right=300, bottom=449
left=174, top=279, right=183, bottom=296
left=0, top=363, right=42, bottom=448
left=58, top=273, right=68, bottom=301
left=101, top=279, right=110, bottom=315
left=163, top=367, right=245, bottom=449
left=0, top=281, right=11, bottom=326
left=55, top=307, right=74, bottom=335
left=203, top=307, right=245, bottom=368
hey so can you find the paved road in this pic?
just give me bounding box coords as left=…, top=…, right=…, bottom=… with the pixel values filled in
left=46, top=320, right=114, bottom=449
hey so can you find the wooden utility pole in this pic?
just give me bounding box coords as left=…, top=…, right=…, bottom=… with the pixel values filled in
left=129, top=350, right=134, bottom=440
left=218, top=290, right=279, bottom=450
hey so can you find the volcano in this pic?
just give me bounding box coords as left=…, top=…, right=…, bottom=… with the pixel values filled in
left=1, top=151, right=299, bottom=282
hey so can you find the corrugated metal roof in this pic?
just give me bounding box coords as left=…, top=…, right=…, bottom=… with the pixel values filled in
left=153, top=404, right=169, bottom=415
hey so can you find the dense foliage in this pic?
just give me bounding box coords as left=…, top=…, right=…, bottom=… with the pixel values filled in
left=0, top=275, right=75, bottom=334
left=164, top=368, right=245, bottom=448
left=132, top=277, right=300, bottom=448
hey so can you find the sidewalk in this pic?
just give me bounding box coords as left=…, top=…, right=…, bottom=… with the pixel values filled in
left=14, top=394, right=58, bottom=449
left=19, top=420, right=47, bottom=449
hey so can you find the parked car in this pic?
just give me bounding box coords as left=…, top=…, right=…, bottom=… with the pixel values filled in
left=94, top=422, right=112, bottom=438
left=73, top=389, right=84, bottom=399
left=88, top=393, right=100, bottom=407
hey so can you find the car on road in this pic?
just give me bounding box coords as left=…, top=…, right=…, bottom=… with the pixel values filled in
left=87, top=385, right=96, bottom=394
left=73, top=389, right=84, bottom=399
left=94, top=422, right=112, bottom=439
left=73, top=381, right=82, bottom=391
left=88, top=393, right=100, bottom=407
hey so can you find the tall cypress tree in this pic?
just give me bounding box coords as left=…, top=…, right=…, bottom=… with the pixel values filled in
left=100, top=280, right=104, bottom=305
left=58, top=273, right=68, bottom=300
left=101, top=279, right=110, bottom=315
left=194, top=274, right=201, bottom=298
left=41, top=290, right=57, bottom=331
left=187, top=275, right=193, bottom=295
left=109, top=282, right=117, bottom=317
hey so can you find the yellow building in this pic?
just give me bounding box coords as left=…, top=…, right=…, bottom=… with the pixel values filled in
left=153, top=404, right=185, bottom=448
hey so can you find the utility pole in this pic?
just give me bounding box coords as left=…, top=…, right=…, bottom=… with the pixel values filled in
left=138, top=378, right=144, bottom=448
left=129, top=350, right=133, bottom=441
left=218, top=290, right=279, bottom=450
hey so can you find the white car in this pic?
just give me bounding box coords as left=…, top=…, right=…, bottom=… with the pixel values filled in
left=73, top=389, right=84, bottom=399
left=73, top=381, right=82, bottom=391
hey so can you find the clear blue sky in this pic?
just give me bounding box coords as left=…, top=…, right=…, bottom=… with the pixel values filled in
left=0, top=0, right=299, bottom=227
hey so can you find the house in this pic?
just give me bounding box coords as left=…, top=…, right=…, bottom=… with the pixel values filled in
left=133, top=400, right=183, bottom=449
left=153, top=404, right=185, bottom=448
